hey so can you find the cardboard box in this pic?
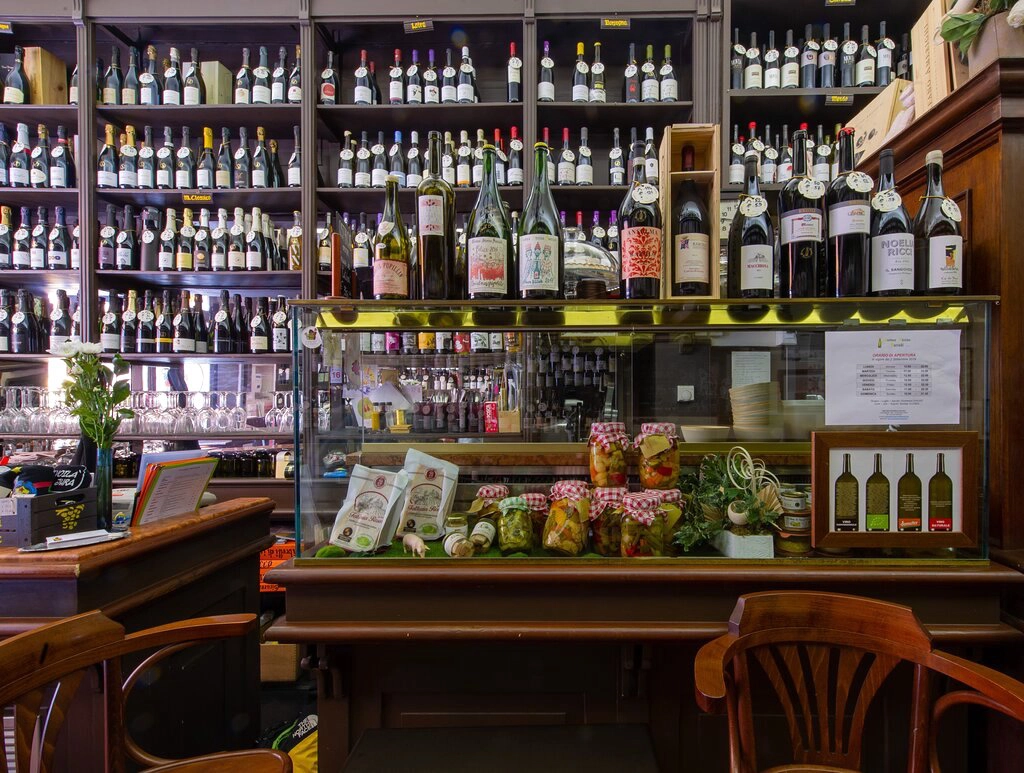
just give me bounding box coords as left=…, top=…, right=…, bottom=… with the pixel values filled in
left=911, top=0, right=954, bottom=119
left=850, top=78, right=912, bottom=167
left=260, top=642, right=301, bottom=682
left=23, top=47, right=68, bottom=105
left=657, top=124, right=721, bottom=299
left=201, top=61, right=233, bottom=105
left=259, top=538, right=294, bottom=593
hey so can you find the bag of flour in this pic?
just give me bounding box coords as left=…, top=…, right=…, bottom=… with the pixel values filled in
left=329, top=465, right=409, bottom=552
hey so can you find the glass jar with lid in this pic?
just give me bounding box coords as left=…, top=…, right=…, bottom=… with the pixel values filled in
left=635, top=422, right=680, bottom=490
left=620, top=492, right=664, bottom=557
left=523, top=492, right=549, bottom=544
left=588, top=421, right=630, bottom=487
left=649, top=488, right=684, bottom=554
left=543, top=480, right=591, bottom=556
left=590, top=486, right=626, bottom=556
left=497, top=496, right=534, bottom=555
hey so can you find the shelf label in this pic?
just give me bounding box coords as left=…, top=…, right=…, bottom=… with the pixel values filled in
left=0, top=22, right=13, bottom=34
left=825, top=0, right=855, bottom=5
left=600, top=17, right=630, bottom=29
left=825, top=94, right=853, bottom=105
left=403, top=18, right=434, bottom=33
left=183, top=193, right=213, bottom=203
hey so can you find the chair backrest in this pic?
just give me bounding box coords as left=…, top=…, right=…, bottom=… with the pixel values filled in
left=695, top=591, right=936, bottom=773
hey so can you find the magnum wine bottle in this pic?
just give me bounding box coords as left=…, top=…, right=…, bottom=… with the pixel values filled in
left=865, top=453, right=890, bottom=531
left=913, top=150, right=963, bottom=295
left=465, top=145, right=513, bottom=300
left=672, top=145, right=711, bottom=296
left=618, top=148, right=662, bottom=299
left=778, top=128, right=826, bottom=298
left=727, top=151, right=774, bottom=299
left=928, top=453, right=953, bottom=532
left=826, top=127, right=871, bottom=297
left=834, top=453, right=859, bottom=531
left=519, top=142, right=564, bottom=300
left=416, top=131, right=455, bottom=300
left=869, top=149, right=914, bottom=296
left=373, top=176, right=411, bottom=299
left=897, top=453, right=922, bottom=532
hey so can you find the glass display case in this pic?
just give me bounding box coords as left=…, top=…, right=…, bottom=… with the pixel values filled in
left=289, top=296, right=993, bottom=562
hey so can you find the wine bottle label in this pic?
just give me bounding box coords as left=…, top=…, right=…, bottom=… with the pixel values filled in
left=30, top=248, right=45, bottom=268
left=764, top=68, right=780, bottom=88
left=49, top=251, right=68, bottom=267
left=407, top=84, right=422, bottom=102
left=100, top=333, right=120, bottom=350
left=472, top=163, right=483, bottom=185
left=645, top=158, right=659, bottom=181
left=572, top=84, right=589, bottom=101
left=389, top=80, right=403, bottom=101
left=846, top=171, right=874, bottom=193
left=13, top=248, right=29, bottom=267
left=71, top=247, right=80, bottom=268
left=819, top=50, right=836, bottom=67
left=246, top=249, right=262, bottom=269
left=273, top=328, right=289, bottom=351
left=538, top=82, right=555, bottom=101
left=739, top=243, right=773, bottom=290
left=590, top=87, right=607, bottom=102
left=252, top=169, right=267, bottom=187
left=97, top=170, right=117, bottom=187
left=425, top=84, right=440, bottom=102
left=197, top=169, right=212, bottom=188
left=121, top=310, right=136, bottom=323
left=116, top=247, right=134, bottom=267
left=507, top=167, right=523, bottom=185
left=576, top=165, right=593, bottom=184
left=632, top=184, right=659, bottom=204
left=139, top=168, right=154, bottom=187
left=417, top=195, right=446, bottom=235
left=371, top=168, right=388, bottom=187
left=456, top=83, right=474, bottom=101
left=158, top=249, right=174, bottom=269
left=173, top=334, right=196, bottom=353
left=519, top=233, right=559, bottom=292
left=373, top=258, right=408, bottom=297
left=177, top=251, right=194, bottom=270
left=442, top=167, right=455, bottom=184
left=30, top=167, right=46, bottom=185
left=660, top=79, right=678, bottom=100
left=355, top=171, right=371, bottom=187
left=288, top=167, right=301, bottom=186
left=781, top=210, right=823, bottom=244
left=102, top=312, right=116, bottom=325
left=272, top=82, right=285, bottom=102
left=456, top=163, right=471, bottom=185
left=508, top=62, right=522, bottom=84
left=728, top=163, right=744, bottom=185
left=557, top=161, right=575, bottom=184
left=184, top=86, right=201, bottom=104
left=738, top=195, right=767, bottom=216
left=641, top=79, right=659, bottom=100
left=855, top=59, right=875, bottom=85
left=743, top=64, right=762, bottom=89
left=4, top=87, right=25, bottom=103
left=164, top=90, right=181, bottom=105
left=467, top=236, right=508, bottom=295
left=674, top=233, right=709, bottom=283
left=828, top=201, right=870, bottom=236
left=353, top=84, right=372, bottom=103
left=407, top=173, right=422, bottom=186
left=253, top=85, right=271, bottom=103
left=928, top=235, right=964, bottom=289
left=797, top=178, right=826, bottom=199
left=870, top=233, right=914, bottom=292
left=138, top=310, right=155, bottom=323
left=235, top=87, right=250, bottom=103
left=621, top=226, right=662, bottom=280
left=288, top=85, right=302, bottom=102
left=878, top=48, right=893, bottom=70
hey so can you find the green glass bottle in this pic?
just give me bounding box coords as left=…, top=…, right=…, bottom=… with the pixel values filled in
left=465, top=144, right=513, bottom=300
left=518, top=142, right=564, bottom=300
left=372, top=175, right=410, bottom=299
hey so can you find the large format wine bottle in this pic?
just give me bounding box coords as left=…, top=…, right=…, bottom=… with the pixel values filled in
left=618, top=151, right=662, bottom=299
left=727, top=151, right=774, bottom=299
left=826, top=127, right=871, bottom=297
left=466, top=145, right=513, bottom=300
left=3, top=46, right=28, bottom=104
left=778, top=127, right=826, bottom=298
left=865, top=453, right=890, bottom=531
left=416, top=131, right=455, bottom=300
left=672, top=145, right=710, bottom=296
left=518, top=142, right=564, bottom=300
left=373, top=176, right=410, bottom=300
left=869, top=149, right=914, bottom=296
left=834, top=452, right=859, bottom=531
left=913, top=150, right=963, bottom=295
left=928, top=452, right=953, bottom=532
left=897, top=453, right=922, bottom=532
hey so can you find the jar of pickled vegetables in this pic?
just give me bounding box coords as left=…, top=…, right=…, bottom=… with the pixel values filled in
left=620, top=492, right=664, bottom=557
left=635, top=422, right=680, bottom=490
left=523, top=492, right=549, bottom=544
left=497, top=496, right=533, bottom=555
left=590, top=487, right=626, bottom=556
left=649, top=488, right=685, bottom=554
left=543, top=480, right=591, bottom=556
left=588, top=422, right=630, bottom=487
left=469, top=484, right=508, bottom=524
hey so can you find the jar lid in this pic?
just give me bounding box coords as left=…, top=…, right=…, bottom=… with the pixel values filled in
left=649, top=488, right=682, bottom=504
left=589, top=422, right=630, bottom=450
left=523, top=492, right=549, bottom=512
left=623, top=491, right=659, bottom=525
left=498, top=495, right=527, bottom=514
left=590, top=486, right=628, bottom=520
left=550, top=480, right=590, bottom=502
left=636, top=422, right=678, bottom=443
left=476, top=484, right=509, bottom=503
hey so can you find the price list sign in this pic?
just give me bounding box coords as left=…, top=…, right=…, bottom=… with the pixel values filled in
left=825, top=330, right=961, bottom=426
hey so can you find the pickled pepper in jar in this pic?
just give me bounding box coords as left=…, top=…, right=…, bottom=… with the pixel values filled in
left=620, top=492, right=664, bottom=557
left=497, top=496, right=534, bottom=555
left=590, top=486, right=626, bottom=556
left=588, top=422, right=630, bottom=487
left=543, top=480, right=591, bottom=556
left=635, top=422, right=681, bottom=490
left=523, top=492, right=549, bottom=544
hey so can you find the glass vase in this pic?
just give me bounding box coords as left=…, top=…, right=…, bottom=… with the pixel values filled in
left=95, top=446, right=114, bottom=531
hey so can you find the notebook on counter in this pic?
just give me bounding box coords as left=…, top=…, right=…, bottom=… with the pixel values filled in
left=131, top=456, right=219, bottom=526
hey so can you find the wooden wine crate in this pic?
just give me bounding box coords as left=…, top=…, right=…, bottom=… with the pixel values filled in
left=911, top=0, right=955, bottom=119
left=657, top=124, right=721, bottom=300
left=23, top=47, right=68, bottom=105
left=201, top=61, right=233, bottom=104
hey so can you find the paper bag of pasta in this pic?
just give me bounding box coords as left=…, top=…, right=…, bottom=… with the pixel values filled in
left=329, top=465, right=410, bottom=553
left=398, top=448, right=459, bottom=540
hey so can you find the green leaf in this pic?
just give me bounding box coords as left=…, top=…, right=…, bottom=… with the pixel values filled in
left=112, top=356, right=130, bottom=376
left=118, top=408, right=135, bottom=418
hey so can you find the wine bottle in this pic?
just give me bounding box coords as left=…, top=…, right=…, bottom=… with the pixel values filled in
left=8, top=123, right=29, bottom=188
left=389, top=49, right=405, bottom=105
left=898, top=453, right=922, bottom=531
left=184, top=48, right=205, bottom=105
left=97, top=205, right=117, bottom=270
left=458, top=46, right=475, bottom=103
left=440, top=48, right=457, bottom=103
left=11, top=290, right=38, bottom=353
left=234, top=47, right=253, bottom=103
left=271, top=46, right=288, bottom=103
left=194, top=208, right=211, bottom=271
left=576, top=127, right=593, bottom=186
left=870, top=149, right=914, bottom=296
left=928, top=453, right=953, bottom=532
left=672, top=145, right=711, bottom=296
left=337, top=131, right=355, bottom=187
left=442, top=131, right=456, bottom=186
left=0, top=207, right=11, bottom=269
left=158, top=207, right=177, bottom=271
left=97, top=124, right=118, bottom=188
left=760, top=126, right=777, bottom=184
left=118, top=124, right=138, bottom=188
left=368, top=130, right=386, bottom=188
left=50, top=289, right=71, bottom=349
left=284, top=44, right=301, bottom=103
left=864, top=453, right=890, bottom=532
left=914, top=150, right=963, bottom=295
left=172, top=289, right=195, bottom=353
left=518, top=141, right=564, bottom=300
left=826, top=127, right=872, bottom=297
left=97, top=292, right=121, bottom=353
left=644, top=127, right=659, bottom=186
left=0, top=292, right=12, bottom=352
left=132, top=125, right=153, bottom=189
left=729, top=30, right=744, bottom=91
left=545, top=127, right=556, bottom=183
left=355, top=131, right=371, bottom=188
left=48, top=206, right=70, bottom=269
left=249, top=297, right=269, bottom=354
left=71, top=219, right=82, bottom=270
left=212, top=290, right=234, bottom=353
left=466, top=145, right=513, bottom=300
left=246, top=206, right=265, bottom=270
left=209, top=208, right=228, bottom=271
left=251, top=46, right=271, bottom=104
left=830, top=122, right=842, bottom=181
left=156, top=126, right=174, bottom=189
left=728, top=124, right=744, bottom=185
left=34, top=296, right=50, bottom=354
left=812, top=124, right=830, bottom=183
left=192, top=293, right=208, bottom=353
left=743, top=32, right=762, bottom=89
left=572, top=42, right=589, bottom=103
left=557, top=128, right=575, bottom=185
left=155, top=289, right=173, bottom=353
left=251, top=127, right=269, bottom=188
left=29, top=207, right=47, bottom=269
left=4, top=46, right=29, bottom=103
left=406, top=49, right=423, bottom=104
left=0, top=125, right=12, bottom=187
left=388, top=130, right=406, bottom=187
left=234, top=126, right=252, bottom=188
left=423, top=49, right=439, bottom=103
left=136, top=207, right=158, bottom=270
left=763, top=32, right=780, bottom=89
left=641, top=44, right=659, bottom=101
left=618, top=149, right=662, bottom=299
left=318, top=213, right=333, bottom=272
left=604, top=127, right=624, bottom=186
left=352, top=213, right=371, bottom=298
left=119, top=289, right=137, bottom=353
left=416, top=131, right=455, bottom=301
left=456, top=130, right=472, bottom=188
left=407, top=130, right=423, bottom=187
left=374, top=176, right=411, bottom=299
left=801, top=24, right=818, bottom=88
left=30, top=124, right=50, bottom=188
left=727, top=150, right=774, bottom=299
left=819, top=23, right=837, bottom=89
left=190, top=126, right=214, bottom=190
left=271, top=295, right=289, bottom=353
left=834, top=453, right=859, bottom=531
left=11, top=207, right=30, bottom=269
left=539, top=41, right=555, bottom=102
left=115, top=204, right=136, bottom=270
left=876, top=22, right=895, bottom=87
left=164, top=48, right=183, bottom=104
left=176, top=207, right=195, bottom=271
left=840, top=23, right=856, bottom=88
left=588, top=41, right=606, bottom=103
left=781, top=30, right=799, bottom=88
left=779, top=128, right=827, bottom=298
left=140, top=46, right=160, bottom=105
left=897, top=34, right=911, bottom=80
left=133, top=289, right=154, bottom=353
left=175, top=126, right=195, bottom=189
left=856, top=25, right=877, bottom=87
left=320, top=50, right=338, bottom=104
left=286, top=125, right=301, bottom=187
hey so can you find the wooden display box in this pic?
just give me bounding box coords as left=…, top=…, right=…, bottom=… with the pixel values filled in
left=851, top=78, right=912, bottom=167
left=260, top=642, right=301, bottom=682
left=911, top=0, right=956, bottom=119
left=23, top=47, right=68, bottom=105
left=657, top=124, right=721, bottom=299
left=201, top=61, right=233, bottom=104
left=0, top=488, right=98, bottom=547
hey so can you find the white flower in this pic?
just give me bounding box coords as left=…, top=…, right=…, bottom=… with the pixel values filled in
left=1009, top=0, right=1024, bottom=29
left=78, top=342, right=103, bottom=355
left=47, top=341, right=80, bottom=357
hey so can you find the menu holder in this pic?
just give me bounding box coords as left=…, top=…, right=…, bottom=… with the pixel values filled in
left=131, top=457, right=220, bottom=526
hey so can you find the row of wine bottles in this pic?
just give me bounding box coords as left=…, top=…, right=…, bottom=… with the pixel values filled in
left=332, top=125, right=659, bottom=189
left=0, top=206, right=77, bottom=270
left=0, top=123, right=77, bottom=189
left=95, top=204, right=300, bottom=272
left=730, top=22, right=909, bottom=90
left=98, top=124, right=300, bottom=190
left=728, top=122, right=850, bottom=186
left=0, top=289, right=78, bottom=354
left=728, top=127, right=963, bottom=299
left=98, top=289, right=291, bottom=354
left=86, top=44, right=303, bottom=106
left=539, top=41, right=681, bottom=103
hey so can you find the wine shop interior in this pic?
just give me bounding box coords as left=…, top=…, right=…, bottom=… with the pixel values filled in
left=0, top=0, right=1023, bottom=769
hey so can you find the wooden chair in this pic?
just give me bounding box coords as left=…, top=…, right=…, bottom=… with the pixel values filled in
left=694, top=591, right=1024, bottom=773
left=0, top=610, right=291, bottom=773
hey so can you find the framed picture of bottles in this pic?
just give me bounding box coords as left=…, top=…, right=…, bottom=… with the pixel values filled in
left=811, top=431, right=980, bottom=549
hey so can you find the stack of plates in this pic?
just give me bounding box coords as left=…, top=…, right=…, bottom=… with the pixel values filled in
left=729, top=382, right=783, bottom=441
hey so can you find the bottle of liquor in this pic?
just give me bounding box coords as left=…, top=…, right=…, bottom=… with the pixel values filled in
left=743, top=33, right=762, bottom=89
left=249, top=297, right=269, bottom=354
left=8, top=123, right=29, bottom=188
left=50, top=125, right=74, bottom=188
left=288, top=45, right=302, bottom=103
left=834, top=452, right=859, bottom=531
left=373, top=176, right=411, bottom=299
left=114, top=204, right=136, bottom=270
left=801, top=24, right=819, bottom=88
left=778, top=128, right=826, bottom=298
left=212, top=290, right=234, bottom=354
left=856, top=25, right=877, bottom=87
left=97, top=124, right=118, bottom=188
left=641, top=44, right=659, bottom=101
left=416, top=131, right=455, bottom=301
left=100, top=293, right=123, bottom=353
left=572, top=42, right=589, bottom=103
left=914, top=150, right=963, bottom=295
left=928, top=453, right=953, bottom=532
left=4, top=46, right=28, bottom=104
left=29, top=207, right=48, bottom=269
left=155, top=289, right=173, bottom=353
left=371, top=131, right=388, bottom=188
left=782, top=30, right=799, bottom=88
left=30, top=125, right=50, bottom=188
left=876, top=22, right=895, bottom=87
left=819, top=23, right=837, bottom=89
left=171, top=289, right=195, bottom=353
left=466, top=146, right=513, bottom=300
left=762, top=32, right=780, bottom=89
left=272, top=295, right=289, bottom=353
left=869, top=149, right=914, bottom=296
left=728, top=125, right=744, bottom=186
left=840, top=23, right=857, bottom=88
left=97, top=205, right=117, bottom=270
left=518, top=141, right=564, bottom=300
left=539, top=41, right=555, bottom=102
left=0, top=207, right=11, bottom=269
left=729, top=30, right=745, bottom=91
left=246, top=206, right=265, bottom=271
left=139, top=46, right=160, bottom=105
left=827, top=127, right=871, bottom=297
left=618, top=149, right=662, bottom=299
left=898, top=453, right=922, bottom=531
left=727, top=150, right=774, bottom=299
left=287, top=125, right=301, bottom=187
left=672, top=145, right=711, bottom=296
left=865, top=453, right=890, bottom=531
left=556, top=128, right=576, bottom=186
left=458, top=46, right=475, bottom=103
left=320, top=51, right=338, bottom=104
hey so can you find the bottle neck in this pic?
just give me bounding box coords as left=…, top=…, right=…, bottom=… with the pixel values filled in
left=838, top=131, right=854, bottom=174
left=878, top=156, right=896, bottom=191
left=937, top=453, right=945, bottom=473
left=383, top=181, right=399, bottom=222
left=926, top=161, right=945, bottom=197
left=481, top=148, right=498, bottom=198
left=792, top=137, right=807, bottom=177
left=744, top=158, right=760, bottom=196
left=906, top=455, right=914, bottom=473
left=534, top=147, right=551, bottom=195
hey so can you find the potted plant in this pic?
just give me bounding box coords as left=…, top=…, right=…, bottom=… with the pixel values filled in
left=941, top=0, right=1024, bottom=78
